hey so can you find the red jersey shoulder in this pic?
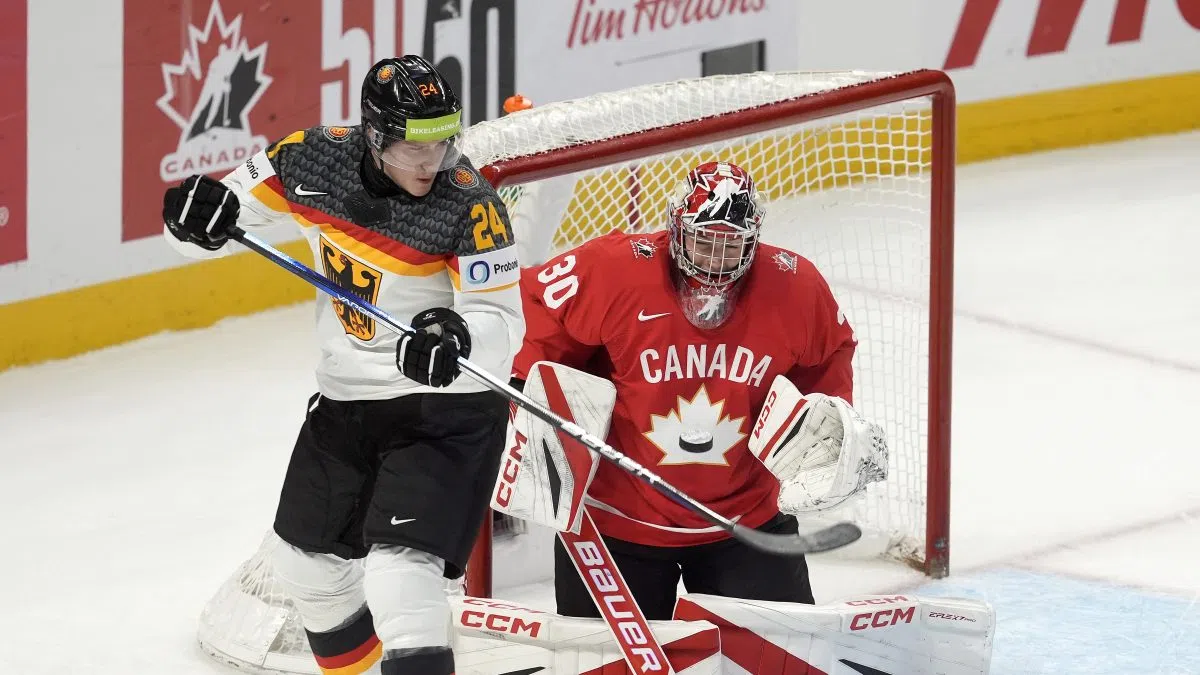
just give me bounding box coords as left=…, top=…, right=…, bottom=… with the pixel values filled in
left=751, top=242, right=852, bottom=339
left=755, top=243, right=836, bottom=298
left=529, top=229, right=668, bottom=283
left=577, top=228, right=669, bottom=267
left=755, top=243, right=822, bottom=282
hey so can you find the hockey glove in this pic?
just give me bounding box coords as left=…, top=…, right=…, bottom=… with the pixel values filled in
left=396, top=307, right=472, bottom=387
left=163, top=175, right=241, bottom=251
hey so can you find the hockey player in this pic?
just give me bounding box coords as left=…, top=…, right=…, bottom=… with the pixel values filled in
left=513, top=161, right=881, bottom=620
left=162, top=56, right=523, bottom=675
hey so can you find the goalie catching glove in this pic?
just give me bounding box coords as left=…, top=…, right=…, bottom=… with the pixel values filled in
left=748, top=375, right=888, bottom=513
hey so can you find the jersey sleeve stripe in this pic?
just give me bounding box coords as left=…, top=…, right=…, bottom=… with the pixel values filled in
left=266, top=130, right=306, bottom=159
left=248, top=178, right=293, bottom=214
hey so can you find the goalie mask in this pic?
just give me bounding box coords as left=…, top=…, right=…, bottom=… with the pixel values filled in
left=667, top=161, right=765, bottom=330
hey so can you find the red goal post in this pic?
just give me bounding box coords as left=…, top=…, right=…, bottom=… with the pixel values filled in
left=463, top=69, right=956, bottom=596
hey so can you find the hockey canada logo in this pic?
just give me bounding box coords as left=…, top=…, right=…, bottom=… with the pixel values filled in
left=631, top=238, right=656, bottom=259
left=772, top=251, right=798, bottom=273
left=156, top=1, right=272, bottom=182
left=644, top=385, right=746, bottom=466
left=320, top=236, right=383, bottom=341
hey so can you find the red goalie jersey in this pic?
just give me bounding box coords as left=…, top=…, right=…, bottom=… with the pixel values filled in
left=514, top=229, right=857, bottom=547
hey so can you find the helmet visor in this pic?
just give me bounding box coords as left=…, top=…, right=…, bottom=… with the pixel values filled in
left=366, top=110, right=464, bottom=173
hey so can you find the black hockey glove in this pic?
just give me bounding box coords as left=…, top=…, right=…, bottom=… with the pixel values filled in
left=163, top=175, right=241, bottom=251
left=396, top=307, right=472, bottom=387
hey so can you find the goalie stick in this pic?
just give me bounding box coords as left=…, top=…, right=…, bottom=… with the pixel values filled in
left=232, top=228, right=862, bottom=556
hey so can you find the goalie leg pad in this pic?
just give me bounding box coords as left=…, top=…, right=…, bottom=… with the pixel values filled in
left=674, top=593, right=994, bottom=675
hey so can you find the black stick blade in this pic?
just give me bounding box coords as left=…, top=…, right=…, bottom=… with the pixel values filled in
left=731, top=521, right=862, bottom=556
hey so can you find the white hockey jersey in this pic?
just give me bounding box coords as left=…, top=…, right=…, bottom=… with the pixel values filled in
left=164, top=125, right=524, bottom=401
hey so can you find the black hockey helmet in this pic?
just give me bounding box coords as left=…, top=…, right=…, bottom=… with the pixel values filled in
left=361, top=56, right=464, bottom=172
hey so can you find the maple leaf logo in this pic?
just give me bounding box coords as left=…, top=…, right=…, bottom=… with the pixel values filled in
left=772, top=251, right=798, bottom=273
left=155, top=0, right=272, bottom=182
left=644, top=385, right=746, bottom=466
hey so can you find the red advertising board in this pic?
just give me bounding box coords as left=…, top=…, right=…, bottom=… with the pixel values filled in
left=0, top=0, right=27, bottom=265
left=122, top=0, right=400, bottom=242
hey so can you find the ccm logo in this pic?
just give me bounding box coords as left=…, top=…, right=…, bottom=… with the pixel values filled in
left=493, top=429, right=528, bottom=508
left=459, top=610, right=542, bottom=638
left=850, top=606, right=915, bottom=631
left=752, top=390, right=777, bottom=439
left=574, top=541, right=666, bottom=672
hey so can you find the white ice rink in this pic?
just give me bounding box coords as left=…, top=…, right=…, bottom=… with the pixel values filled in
left=2, top=131, right=1198, bottom=674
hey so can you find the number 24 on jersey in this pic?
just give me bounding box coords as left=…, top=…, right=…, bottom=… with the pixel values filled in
left=471, top=202, right=510, bottom=251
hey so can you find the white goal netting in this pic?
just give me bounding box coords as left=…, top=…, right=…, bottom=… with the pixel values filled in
left=198, top=69, right=953, bottom=674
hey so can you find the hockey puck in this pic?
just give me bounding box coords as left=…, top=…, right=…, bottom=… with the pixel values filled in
left=678, top=430, right=714, bottom=454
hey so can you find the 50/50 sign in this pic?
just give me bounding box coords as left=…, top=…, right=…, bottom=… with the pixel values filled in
left=320, top=0, right=516, bottom=126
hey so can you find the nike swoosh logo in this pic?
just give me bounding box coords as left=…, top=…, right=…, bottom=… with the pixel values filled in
left=498, top=668, right=545, bottom=675
left=637, top=311, right=670, bottom=322
left=840, top=659, right=895, bottom=675
left=294, top=184, right=327, bottom=196
left=390, top=517, right=415, bottom=525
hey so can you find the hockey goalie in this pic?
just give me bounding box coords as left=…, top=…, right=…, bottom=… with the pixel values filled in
left=469, top=159, right=992, bottom=673
left=478, top=360, right=992, bottom=675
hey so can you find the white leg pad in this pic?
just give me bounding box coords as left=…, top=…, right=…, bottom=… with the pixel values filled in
left=270, top=540, right=366, bottom=633
left=363, top=545, right=452, bottom=651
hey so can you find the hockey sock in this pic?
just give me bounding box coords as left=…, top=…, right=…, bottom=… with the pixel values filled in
left=379, top=646, right=454, bottom=675
left=305, top=606, right=383, bottom=675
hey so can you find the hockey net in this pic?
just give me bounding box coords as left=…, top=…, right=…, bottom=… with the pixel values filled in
left=197, top=70, right=954, bottom=673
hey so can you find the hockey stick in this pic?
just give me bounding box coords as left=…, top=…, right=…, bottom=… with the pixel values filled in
left=232, top=228, right=861, bottom=556
left=559, top=510, right=675, bottom=674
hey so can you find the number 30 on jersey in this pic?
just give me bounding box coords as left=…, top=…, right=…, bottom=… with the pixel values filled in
left=537, top=254, right=578, bottom=309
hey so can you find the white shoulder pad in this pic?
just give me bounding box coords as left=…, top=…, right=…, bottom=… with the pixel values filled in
left=452, top=596, right=721, bottom=675
left=491, top=361, right=614, bottom=533
left=675, top=593, right=994, bottom=675
left=748, top=375, right=888, bottom=513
